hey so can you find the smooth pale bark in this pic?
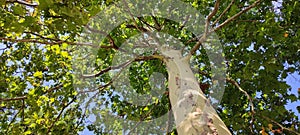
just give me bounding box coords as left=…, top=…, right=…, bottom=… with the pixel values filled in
left=160, top=48, right=231, bottom=135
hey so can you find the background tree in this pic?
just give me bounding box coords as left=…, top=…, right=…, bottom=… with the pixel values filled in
left=0, top=0, right=299, bottom=134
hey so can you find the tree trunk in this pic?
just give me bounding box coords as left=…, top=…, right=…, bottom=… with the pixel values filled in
left=160, top=48, right=231, bottom=135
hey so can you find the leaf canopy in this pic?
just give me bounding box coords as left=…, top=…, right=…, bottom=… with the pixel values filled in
left=0, top=0, right=299, bottom=134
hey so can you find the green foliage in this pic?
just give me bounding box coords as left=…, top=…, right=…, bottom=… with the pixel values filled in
left=0, top=0, right=299, bottom=134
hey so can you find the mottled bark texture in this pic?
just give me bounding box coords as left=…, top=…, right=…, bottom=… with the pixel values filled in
left=160, top=48, right=231, bottom=135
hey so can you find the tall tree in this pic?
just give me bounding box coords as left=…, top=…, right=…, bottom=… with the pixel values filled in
left=0, top=0, right=299, bottom=134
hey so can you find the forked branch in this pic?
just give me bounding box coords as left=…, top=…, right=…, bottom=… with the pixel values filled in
left=188, top=0, right=261, bottom=58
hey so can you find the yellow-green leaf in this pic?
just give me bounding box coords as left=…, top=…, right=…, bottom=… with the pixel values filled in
left=143, top=106, right=149, bottom=111
left=33, top=71, right=43, bottom=78
left=24, top=130, right=32, bottom=135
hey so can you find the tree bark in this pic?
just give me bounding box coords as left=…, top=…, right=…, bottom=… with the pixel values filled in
left=160, top=48, right=231, bottom=135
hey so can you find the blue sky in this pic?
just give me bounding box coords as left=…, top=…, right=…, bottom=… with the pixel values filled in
left=285, top=72, right=300, bottom=117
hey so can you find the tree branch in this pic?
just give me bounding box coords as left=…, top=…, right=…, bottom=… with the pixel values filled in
left=212, top=0, right=235, bottom=26
left=0, top=37, right=116, bottom=49
left=0, top=37, right=65, bottom=45
left=5, top=103, right=24, bottom=133
left=81, top=55, right=164, bottom=78
left=188, top=0, right=261, bottom=59
left=151, top=16, right=162, bottom=31
left=6, top=0, right=38, bottom=7
left=207, top=0, right=221, bottom=22
left=46, top=84, right=63, bottom=93
left=0, top=96, right=27, bottom=101
left=226, top=77, right=255, bottom=133
left=47, top=96, right=76, bottom=133
left=212, top=0, right=261, bottom=32
left=121, top=0, right=151, bottom=33
left=127, top=98, right=155, bottom=134
left=226, top=78, right=255, bottom=113
left=137, top=17, right=158, bottom=31
left=189, top=0, right=220, bottom=56
left=259, top=115, right=300, bottom=135
left=0, top=84, right=63, bottom=102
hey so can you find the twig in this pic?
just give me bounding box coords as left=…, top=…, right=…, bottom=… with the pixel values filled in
left=235, top=20, right=259, bottom=23
left=179, top=15, right=191, bottom=30
left=24, top=32, right=61, bottom=42
left=74, top=110, right=86, bottom=131
left=5, top=100, right=25, bottom=134
left=81, top=66, right=112, bottom=79
left=47, top=96, right=76, bottom=134
left=78, top=59, right=134, bottom=127
left=0, top=37, right=65, bottom=45
left=125, top=24, right=148, bottom=32
left=46, top=84, right=63, bottom=93
left=127, top=98, right=154, bottom=135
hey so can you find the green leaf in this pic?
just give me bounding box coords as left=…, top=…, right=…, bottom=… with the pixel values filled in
left=12, top=5, right=24, bottom=15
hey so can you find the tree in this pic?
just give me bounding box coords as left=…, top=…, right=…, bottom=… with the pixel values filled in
left=0, top=0, right=299, bottom=134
